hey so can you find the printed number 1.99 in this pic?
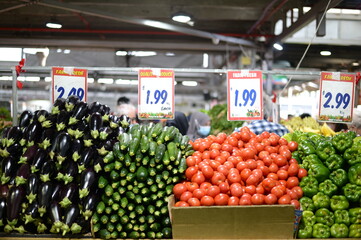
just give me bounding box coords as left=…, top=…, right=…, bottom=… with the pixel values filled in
left=146, top=90, right=168, bottom=104
left=235, top=89, right=256, bottom=107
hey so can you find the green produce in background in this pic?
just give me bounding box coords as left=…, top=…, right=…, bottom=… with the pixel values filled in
left=312, top=223, right=330, bottom=238
left=324, top=154, right=344, bottom=171
left=343, top=183, right=361, bottom=202
left=329, top=169, right=348, bottom=187
left=300, top=176, right=319, bottom=198
left=330, top=223, right=349, bottom=238
left=207, top=104, right=243, bottom=135
left=334, top=210, right=350, bottom=226
left=298, top=226, right=313, bottom=239
left=315, top=208, right=334, bottom=226
left=348, top=163, right=361, bottom=186
left=331, top=132, right=353, bottom=153
left=300, top=197, right=316, bottom=212
left=301, top=211, right=316, bottom=227
left=313, top=192, right=330, bottom=210
left=343, top=147, right=361, bottom=166
left=318, top=179, right=338, bottom=197
left=330, top=195, right=350, bottom=211
left=349, top=224, right=361, bottom=238
left=315, top=141, right=336, bottom=161
left=349, top=208, right=361, bottom=224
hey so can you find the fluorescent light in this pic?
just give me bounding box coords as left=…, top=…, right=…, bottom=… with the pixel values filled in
left=172, top=12, right=192, bottom=23
left=63, top=49, right=71, bottom=54
left=352, top=62, right=359, bottom=66
left=56, top=49, right=62, bottom=53
left=182, top=81, right=198, bottom=87
left=88, top=78, right=94, bottom=83
left=116, top=50, right=128, bottom=56
left=45, top=77, right=52, bottom=82
left=23, top=48, right=49, bottom=55
left=0, top=48, right=22, bottom=61
left=294, top=86, right=302, bottom=91
left=320, top=51, right=331, bottom=56
left=341, top=9, right=360, bottom=15
left=26, top=77, right=40, bottom=82
left=46, top=22, right=62, bottom=29
left=0, top=76, right=12, bottom=81
left=98, top=78, right=113, bottom=84
left=203, top=53, right=209, bottom=68
left=273, top=43, right=283, bottom=51
left=115, top=79, right=138, bottom=85
left=165, top=52, right=175, bottom=57
left=307, top=82, right=318, bottom=88
left=131, top=51, right=156, bottom=57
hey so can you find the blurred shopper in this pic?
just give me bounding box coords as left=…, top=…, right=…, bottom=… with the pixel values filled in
left=166, top=111, right=189, bottom=135
left=115, top=96, right=138, bottom=124
left=300, top=113, right=311, bottom=119
left=349, top=108, right=361, bottom=136
left=187, top=112, right=211, bottom=141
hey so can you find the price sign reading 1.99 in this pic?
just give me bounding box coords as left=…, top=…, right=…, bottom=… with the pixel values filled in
left=318, top=72, right=355, bottom=123
left=52, top=67, right=88, bottom=103
left=138, top=69, right=175, bottom=120
left=227, top=70, right=263, bottom=121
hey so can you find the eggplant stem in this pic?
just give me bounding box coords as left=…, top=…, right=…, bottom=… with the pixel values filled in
left=38, top=206, right=47, bottom=217
left=51, top=106, right=60, bottom=115
left=7, top=219, right=18, bottom=226
left=57, top=155, right=66, bottom=165
left=79, top=188, right=89, bottom=199
left=72, top=152, right=80, bottom=162
left=14, top=225, right=27, bottom=234
left=40, top=174, right=50, bottom=182
left=15, top=176, right=27, bottom=186
left=63, top=174, right=74, bottom=185
left=73, top=129, right=84, bottom=139
left=78, top=165, right=86, bottom=173
left=97, top=146, right=109, bottom=156
left=37, top=223, right=47, bottom=233
left=4, top=224, right=13, bottom=233
left=94, top=163, right=102, bottom=173
left=30, top=166, right=39, bottom=174
left=24, top=214, right=35, bottom=224
left=90, top=130, right=99, bottom=139
left=84, top=139, right=93, bottom=147
left=65, top=103, right=75, bottom=112
left=6, top=138, right=15, bottom=148
left=68, top=117, right=78, bottom=125
left=59, top=197, right=72, bottom=208
left=19, top=139, right=27, bottom=146
left=41, top=120, right=52, bottom=128
left=110, top=121, right=118, bottom=129
left=1, top=174, right=10, bottom=185
left=56, top=123, right=66, bottom=132
left=26, top=192, right=37, bottom=204
left=70, top=222, right=82, bottom=234
left=82, top=210, right=92, bottom=220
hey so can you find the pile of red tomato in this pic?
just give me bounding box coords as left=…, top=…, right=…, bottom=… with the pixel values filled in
left=173, top=127, right=307, bottom=207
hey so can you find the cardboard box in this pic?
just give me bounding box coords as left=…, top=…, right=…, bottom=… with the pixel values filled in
left=170, top=196, right=295, bottom=239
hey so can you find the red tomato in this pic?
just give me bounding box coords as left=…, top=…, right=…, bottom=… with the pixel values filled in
left=288, top=141, right=298, bottom=152
left=220, top=151, right=231, bottom=160
left=211, top=171, right=226, bottom=185
left=279, top=150, right=292, bottom=160
left=173, top=183, right=188, bottom=199
left=215, top=155, right=226, bottom=164
left=274, top=155, right=288, bottom=167
left=210, top=143, right=222, bottom=151
left=265, top=193, right=278, bottom=205
left=277, top=169, right=289, bottom=180
left=246, top=174, right=260, bottom=186
left=209, top=160, right=221, bottom=170
left=201, top=166, right=214, bottom=179
left=207, top=185, right=221, bottom=198
left=292, top=186, right=304, bottom=199
left=175, top=201, right=189, bottom=207
left=241, top=168, right=252, bottom=182
left=241, top=148, right=256, bottom=160
left=228, top=196, right=240, bottom=205
left=289, top=158, right=298, bottom=164
left=185, top=182, right=199, bottom=192
left=228, top=171, right=241, bottom=184
left=258, top=151, right=270, bottom=160
left=278, top=137, right=288, bottom=146
left=236, top=162, right=248, bottom=172
left=271, top=186, right=285, bottom=198
left=186, top=156, right=197, bottom=167
left=254, top=143, right=265, bottom=153
left=251, top=193, right=265, bottom=205
left=224, top=161, right=235, bottom=170
left=218, top=181, right=230, bottom=194
left=180, top=191, right=193, bottom=202
left=209, top=149, right=220, bottom=159
left=191, top=172, right=206, bottom=185
left=200, top=182, right=212, bottom=191
left=245, top=185, right=256, bottom=195
left=230, top=183, right=244, bottom=197
left=267, top=173, right=279, bottom=180
left=298, top=168, right=308, bottom=179
left=192, top=188, right=207, bottom=199
left=256, top=185, right=265, bottom=194
left=246, top=159, right=257, bottom=170
left=221, top=143, right=233, bottom=153
left=288, top=163, right=300, bottom=176
left=262, top=178, right=277, bottom=192
left=286, top=189, right=299, bottom=200
left=262, top=156, right=273, bottom=166
left=227, top=137, right=238, bottom=147
left=240, top=131, right=251, bottom=142
left=185, top=166, right=198, bottom=180
left=278, top=180, right=287, bottom=187
left=286, top=176, right=300, bottom=189
left=188, top=197, right=201, bottom=206
left=214, top=193, right=230, bottom=205
left=265, top=146, right=278, bottom=154
left=200, top=195, right=215, bottom=206
left=202, top=151, right=211, bottom=160
left=278, top=194, right=292, bottom=204
left=269, top=134, right=280, bottom=146
left=291, top=199, right=301, bottom=209
left=239, top=196, right=252, bottom=205
left=257, top=165, right=270, bottom=176
left=268, top=163, right=279, bottom=173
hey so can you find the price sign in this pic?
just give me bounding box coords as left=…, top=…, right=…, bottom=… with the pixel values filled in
left=227, top=70, right=263, bottom=121
left=51, top=67, right=87, bottom=103
left=138, top=69, right=174, bottom=120
left=318, top=72, right=355, bottom=123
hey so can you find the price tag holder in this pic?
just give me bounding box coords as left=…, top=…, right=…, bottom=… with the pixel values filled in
left=227, top=70, right=263, bottom=121
left=51, top=67, right=88, bottom=103
left=318, top=72, right=355, bottom=123
left=138, top=69, right=175, bottom=120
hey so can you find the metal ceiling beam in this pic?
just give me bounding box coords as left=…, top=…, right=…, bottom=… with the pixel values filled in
left=36, top=0, right=257, bottom=48
left=272, top=0, right=343, bottom=44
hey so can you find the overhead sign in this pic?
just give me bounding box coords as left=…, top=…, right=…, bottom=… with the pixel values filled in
left=318, top=72, right=355, bottom=123
left=138, top=69, right=175, bottom=120
left=227, top=70, right=263, bottom=121
left=51, top=67, right=87, bottom=103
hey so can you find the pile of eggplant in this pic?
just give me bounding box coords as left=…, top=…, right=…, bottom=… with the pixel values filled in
left=0, top=96, right=131, bottom=235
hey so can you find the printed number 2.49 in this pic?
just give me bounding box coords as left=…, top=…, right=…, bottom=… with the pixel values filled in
left=57, top=87, right=85, bottom=100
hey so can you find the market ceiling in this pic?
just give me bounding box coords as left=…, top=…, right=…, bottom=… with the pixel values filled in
left=0, top=0, right=360, bottom=70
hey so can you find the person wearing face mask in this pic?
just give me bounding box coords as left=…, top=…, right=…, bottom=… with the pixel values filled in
left=187, top=111, right=211, bottom=141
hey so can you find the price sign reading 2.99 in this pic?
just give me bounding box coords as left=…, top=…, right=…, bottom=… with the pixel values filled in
left=52, top=67, right=88, bottom=103
left=138, top=69, right=175, bottom=120
left=318, top=72, right=355, bottom=123
left=227, top=70, right=263, bottom=121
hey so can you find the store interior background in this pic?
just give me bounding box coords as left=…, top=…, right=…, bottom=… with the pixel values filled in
left=0, top=0, right=360, bottom=119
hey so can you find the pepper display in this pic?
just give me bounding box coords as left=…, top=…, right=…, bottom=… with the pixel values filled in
left=316, top=141, right=336, bottom=161
left=334, top=209, right=350, bottom=226
left=332, top=132, right=353, bottom=153
left=312, top=223, right=330, bottom=238
left=330, top=195, right=350, bottom=211
left=348, top=163, right=361, bottom=186
left=324, top=154, right=344, bottom=171
left=312, top=192, right=330, bottom=210
left=318, top=179, right=338, bottom=197
left=329, top=169, right=348, bottom=188
left=299, top=176, right=319, bottom=198
left=343, top=147, right=361, bottom=166
left=330, top=223, right=349, bottom=238
left=343, top=183, right=361, bottom=202
left=348, top=224, right=361, bottom=237
left=315, top=208, right=335, bottom=227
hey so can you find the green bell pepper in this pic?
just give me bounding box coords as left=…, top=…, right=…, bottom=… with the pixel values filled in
left=309, top=133, right=324, bottom=146
left=292, top=150, right=301, bottom=164
left=343, top=147, right=361, bottom=166
left=330, top=223, right=349, bottom=238
left=346, top=130, right=357, bottom=139
left=300, top=154, right=322, bottom=170
left=329, top=168, right=349, bottom=187
left=300, top=176, right=319, bottom=198
left=332, top=132, right=353, bottom=153
left=334, top=210, right=350, bottom=226
left=316, top=141, right=336, bottom=161
left=349, top=208, right=361, bottom=224
left=313, top=192, right=330, bottom=209
left=343, top=183, right=361, bottom=202
left=312, top=223, right=331, bottom=238
left=298, top=226, right=313, bottom=239
left=318, top=179, right=338, bottom=197
left=315, top=208, right=335, bottom=226
left=348, top=163, right=361, bottom=186
left=330, top=195, right=350, bottom=211
left=301, top=210, right=316, bottom=227
left=349, top=224, right=361, bottom=238
left=324, top=154, right=344, bottom=171
left=300, top=196, right=316, bottom=212
left=299, top=140, right=316, bottom=158
left=308, top=163, right=330, bottom=183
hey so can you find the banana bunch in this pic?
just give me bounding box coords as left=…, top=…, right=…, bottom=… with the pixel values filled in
left=321, top=122, right=336, bottom=137
left=282, top=117, right=321, bottom=133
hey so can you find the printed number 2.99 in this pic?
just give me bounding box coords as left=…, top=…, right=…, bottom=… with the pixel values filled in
left=323, top=92, right=350, bottom=109
left=57, top=87, right=85, bottom=100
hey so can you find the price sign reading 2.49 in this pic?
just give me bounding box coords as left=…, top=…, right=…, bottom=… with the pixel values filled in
left=138, top=69, right=175, bottom=120
left=318, top=72, right=355, bottom=123
left=51, top=67, right=88, bottom=103
left=227, top=70, right=263, bottom=121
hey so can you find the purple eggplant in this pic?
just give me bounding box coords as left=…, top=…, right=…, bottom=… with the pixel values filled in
left=79, top=168, right=96, bottom=199
left=98, top=126, right=112, bottom=141
left=88, top=101, right=101, bottom=114
left=51, top=97, right=66, bottom=115
left=119, top=114, right=131, bottom=129
left=65, top=95, right=80, bottom=112
left=68, top=120, right=87, bottom=139
left=15, top=163, right=30, bottom=186
left=2, top=142, right=22, bottom=159
left=56, top=110, right=70, bottom=132
left=0, top=185, right=9, bottom=199
left=33, top=110, right=49, bottom=123
left=82, top=131, right=94, bottom=148
left=78, top=147, right=96, bottom=173
left=19, top=145, right=38, bottom=164
left=82, top=193, right=98, bottom=220
left=1, top=157, right=18, bottom=184
left=4, top=126, right=22, bottom=147
left=38, top=127, right=56, bottom=150
left=41, top=113, right=56, bottom=128
left=49, top=131, right=61, bottom=160
left=39, top=160, right=56, bottom=182
left=89, top=112, right=103, bottom=139
left=50, top=183, right=62, bottom=202
left=18, top=110, right=33, bottom=129
left=71, top=139, right=83, bottom=162
left=7, top=186, right=25, bottom=225
left=61, top=204, right=81, bottom=235
left=0, top=197, right=6, bottom=226
left=37, top=182, right=53, bottom=216
left=108, top=114, right=119, bottom=129
left=57, top=160, right=78, bottom=184
left=23, top=121, right=42, bottom=147
left=55, top=132, right=71, bottom=164
left=23, top=201, right=39, bottom=224
left=68, top=101, right=88, bottom=125
left=59, top=183, right=78, bottom=208
left=30, top=148, right=48, bottom=173
left=25, top=174, right=39, bottom=204
left=49, top=202, right=62, bottom=233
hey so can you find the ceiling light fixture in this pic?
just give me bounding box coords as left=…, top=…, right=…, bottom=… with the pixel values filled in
left=46, top=18, right=62, bottom=29
left=172, top=12, right=192, bottom=23
left=320, top=51, right=331, bottom=56
left=115, top=51, right=156, bottom=57
left=182, top=81, right=198, bottom=87
left=352, top=62, right=359, bottom=66
left=273, top=43, right=283, bottom=51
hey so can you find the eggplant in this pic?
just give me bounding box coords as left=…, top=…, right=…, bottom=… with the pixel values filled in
left=0, top=185, right=9, bottom=198
left=1, top=157, right=18, bottom=184
left=89, top=112, right=103, bottom=139
left=119, top=114, right=131, bottom=129
left=41, top=113, right=56, bottom=128
left=108, top=114, right=119, bottom=129
left=93, top=156, right=105, bottom=173
left=68, top=101, right=88, bottom=125
left=39, top=160, right=56, bottom=182
left=88, top=101, right=102, bottom=114
left=79, top=168, right=96, bottom=199
left=19, top=145, right=38, bottom=164
left=98, top=126, right=112, bottom=141
left=56, top=110, right=70, bottom=132
left=51, top=97, right=66, bottom=115
left=30, top=148, right=48, bottom=173
left=65, top=95, right=80, bottom=112
left=23, top=202, right=39, bottom=224
left=59, top=183, right=78, bottom=208
left=2, top=142, right=22, bottom=159
left=37, top=182, right=53, bottom=216
left=5, top=126, right=22, bottom=147
left=50, top=183, right=62, bottom=202
left=0, top=198, right=6, bottom=226
left=68, top=120, right=87, bottom=139
left=23, top=121, right=42, bottom=146
left=49, top=202, right=62, bottom=233
left=18, top=110, right=33, bottom=129
left=33, top=109, right=49, bottom=123
left=71, top=139, right=83, bottom=162
left=82, top=193, right=98, bottom=220
left=57, top=160, right=78, bottom=184
left=55, top=132, right=71, bottom=164
left=7, top=186, right=25, bottom=225
left=61, top=204, right=81, bottom=235
left=15, top=163, right=30, bottom=186
left=25, top=174, right=39, bottom=203
left=78, top=147, right=96, bottom=173
left=82, top=131, right=94, bottom=148
left=38, top=127, right=56, bottom=150
left=49, top=131, right=61, bottom=160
